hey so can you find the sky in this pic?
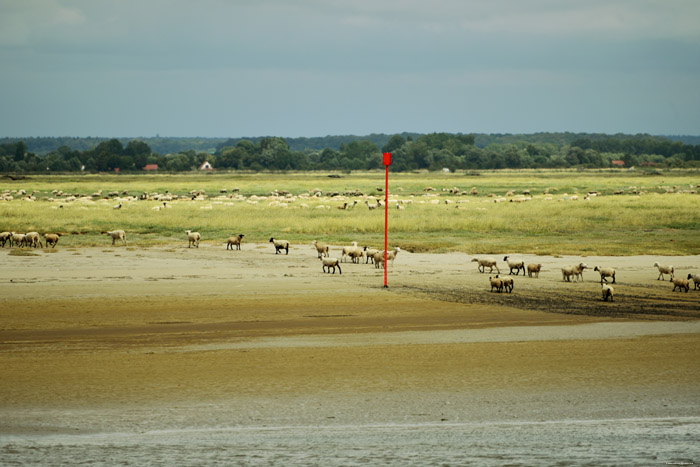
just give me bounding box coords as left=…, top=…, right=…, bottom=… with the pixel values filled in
left=1, top=0, right=699, bottom=138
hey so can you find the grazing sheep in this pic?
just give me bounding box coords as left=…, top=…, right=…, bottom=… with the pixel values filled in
left=226, top=234, right=245, bottom=250
left=103, top=230, right=126, bottom=245
left=594, top=266, right=616, bottom=284
left=43, top=233, right=61, bottom=248
left=489, top=276, right=503, bottom=293
left=471, top=257, right=500, bottom=274
left=687, top=273, right=700, bottom=290
left=601, top=284, right=614, bottom=301
left=113, top=203, right=122, bottom=209
left=185, top=230, right=201, bottom=248
left=269, top=237, right=290, bottom=255
left=503, top=256, right=525, bottom=275
left=571, top=262, right=589, bottom=282
left=672, top=277, right=690, bottom=292
left=312, top=240, right=330, bottom=258
left=0, top=231, right=11, bottom=247
left=653, top=262, right=674, bottom=281
left=527, top=263, right=542, bottom=278
left=320, top=257, right=342, bottom=274
left=24, top=231, right=43, bottom=248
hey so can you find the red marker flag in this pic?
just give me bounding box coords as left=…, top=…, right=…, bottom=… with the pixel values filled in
left=383, top=153, right=392, bottom=288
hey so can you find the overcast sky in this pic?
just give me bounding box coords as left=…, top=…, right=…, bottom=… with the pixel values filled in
left=1, top=0, right=699, bottom=138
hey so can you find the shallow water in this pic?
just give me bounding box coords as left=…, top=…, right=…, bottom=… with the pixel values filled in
left=2, top=417, right=699, bottom=466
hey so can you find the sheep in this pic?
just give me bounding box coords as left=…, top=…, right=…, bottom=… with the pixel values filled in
left=185, top=230, right=201, bottom=248
left=320, top=257, right=342, bottom=274
left=496, top=275, right=514, bottom=293
left=0, top=231, right=11, bottom=247
left=103, top=230, right=126, bottom=245
left=489, top=276, right=503, bottom=293
left=471, top=257, right=500, bottom=274
left=503, top=256, right=525, bottom=275
left=10, top=232, right=27, bottom=247
left=594, top=266, right=616, bottom=284
left=561, top=266, right=574, bottom=282
left=311, top=240, right=330, bottom=258
left=113, top=203, right=122, bottom=209
left=347, top=248, right=365, bottom=264
left=527, top=263, right=542, bottom=278
left=373, top=247, right=401, bottom=269
left=687, top=273, right=700, bottom=290
left=341, top=242, right=360, bottom=263
left=226, top=234, right=245, bottom=250
left=671, top=277, right=690, bottom=292
left=24, top=231, right=43, bottom=248
left=601, top=284, right=614, bottom=301
left=43, top=233, right=61, bottom=248
left=364, top=246, right=379, bottom=264
left=572, top=262, right=589, bottom=282
left=653, top=262, right=674, bottom=281
left=269, top=237, right=290, bottom=255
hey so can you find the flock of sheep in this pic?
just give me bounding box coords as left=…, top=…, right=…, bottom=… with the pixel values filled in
left=472, top=255, right=699, bottom=301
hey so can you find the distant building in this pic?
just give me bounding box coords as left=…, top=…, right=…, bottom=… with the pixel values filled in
left=199, top=161, right=214, bottom=170
left=611, top=160, right=625, bottom=167
left=143, top=164, right=159, bottom=171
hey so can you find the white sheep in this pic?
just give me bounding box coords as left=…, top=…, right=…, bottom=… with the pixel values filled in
left=687, top=273, right=700, bottom=290
left=601, top=284, right=614, bottom=301
left=347, top=248, right=365, bottom=264
left=226, top=234, right=245, bottom=250
left=561, top=265, right=580, bottom=282
left=312, top=240, right=330, bottom=258
left=43, top=233, right=61, bottom=248
left=671, top=277, right=690, bottom=292
left=373, top=247, right=401, bottom=269
left=320, top=257, right=342, bottom=274
left=10, top=232, right=26, bottom=247
left=185, top=230, right=201, bottom=248
left=103, top=230, right=126, bottom=245
left=269, top=237, right=290, bottom=255
left=571, top=262, right=589, bottom=282
left=496, top=275, right=514, bottom=293
left=489, top=276, right=503, bottom=293
left=594, top=266, right=616, bottom=284
left=471, top=257, right=500, bottom=274
left=503, top=256, right=525, bottom=275
left=527, top=263, right=542, bottom=278
left=653, top=262, right=674, bottom=281
left=341, top=242, right=360, bottom=263
left=363, top=246, right=379, bottom=264
left=24, top=231, right=43, bottom=248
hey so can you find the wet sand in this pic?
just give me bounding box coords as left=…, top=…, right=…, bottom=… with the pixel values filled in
left=1, top=243, right=699, bottom=436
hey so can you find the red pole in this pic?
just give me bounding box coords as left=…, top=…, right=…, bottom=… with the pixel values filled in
left=383, top=152, right=392, bottom=288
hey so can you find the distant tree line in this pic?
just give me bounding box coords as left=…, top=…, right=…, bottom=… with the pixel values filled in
left=1, top=133, right=699, bottom=173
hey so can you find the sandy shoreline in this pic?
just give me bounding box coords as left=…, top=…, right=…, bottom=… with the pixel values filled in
left=1, top=244, right=699, bottom=439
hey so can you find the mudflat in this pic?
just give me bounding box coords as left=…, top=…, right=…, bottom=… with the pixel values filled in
left=1, top=244, right=699, bottom=434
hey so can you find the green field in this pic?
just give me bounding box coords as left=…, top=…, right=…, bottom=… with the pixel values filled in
left=2, top=170, right=699, bottom=255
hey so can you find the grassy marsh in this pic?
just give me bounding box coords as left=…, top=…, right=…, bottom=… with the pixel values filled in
left=1, top=170, right=699, bottom=256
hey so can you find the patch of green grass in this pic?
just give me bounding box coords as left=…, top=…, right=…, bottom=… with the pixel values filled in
left=2, top=170, right=699, bottom=255
left=8, top=249, right=39, bottom=256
